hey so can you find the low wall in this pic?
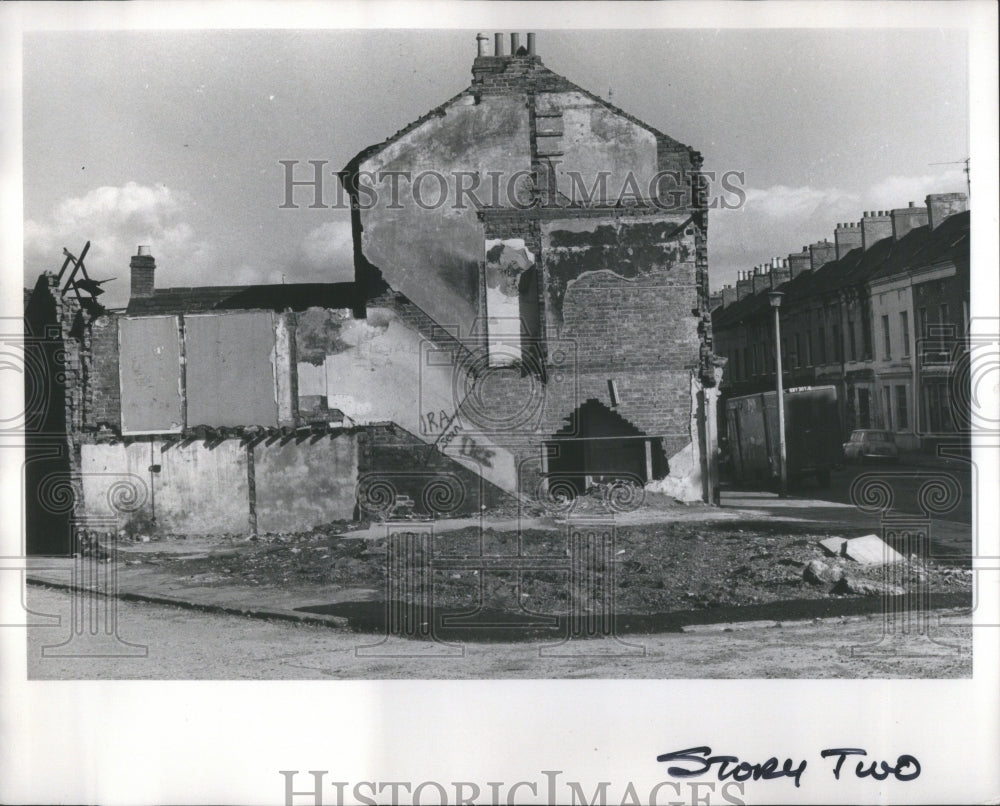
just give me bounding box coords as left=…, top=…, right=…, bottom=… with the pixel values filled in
left=81, top=433, right=359, bottom=535
left=253, top=433, right=358, bottom=532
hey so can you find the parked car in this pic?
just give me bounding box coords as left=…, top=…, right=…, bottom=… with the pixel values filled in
left=842, top=429, right=900, bottom=463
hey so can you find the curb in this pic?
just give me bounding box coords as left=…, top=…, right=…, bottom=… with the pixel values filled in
left=679, top=606, right=971, bottom=633
left=25, top=576, right=350, bottom=630
left=26, top=576, right=971, bottom=640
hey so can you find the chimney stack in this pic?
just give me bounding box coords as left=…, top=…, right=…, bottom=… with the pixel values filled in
left=787, top=247, right=811, bottom=279
left=721, top=284, right=737, bottom=307
left=834, top=222, right=862, bottom=258
left=889, top=202, right=929, bottom=240
left=925, top=192, right=968, bottom=229
left=809, top=239, right=837, bottom=272
left=752, top=266, right=770, bottom=295
left=130, top=245, right=155, bottom=299
left=736, top=271, right=753, bottom=301
left=770, top=256, right=791, bottom=287
left=861, top=210, right=892, bottom=250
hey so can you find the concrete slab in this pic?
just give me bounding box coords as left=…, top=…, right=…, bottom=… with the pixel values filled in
left=819, top=536, right=848, bottom=557
left=843, top=533, right=905, bottom=566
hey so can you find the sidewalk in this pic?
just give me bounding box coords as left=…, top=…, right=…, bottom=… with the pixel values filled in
left=24, top=555, right=368, bottom=630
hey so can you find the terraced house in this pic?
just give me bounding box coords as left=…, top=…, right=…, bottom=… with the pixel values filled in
left=23, top=33, right=718, bottom=554
left=712, top=192, right=970, bottom=455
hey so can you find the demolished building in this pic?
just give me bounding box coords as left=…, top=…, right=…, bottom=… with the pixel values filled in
left=23, top=32, right=718, bottom=553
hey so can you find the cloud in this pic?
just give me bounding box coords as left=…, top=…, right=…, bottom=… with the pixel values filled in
left=865, top=168, right=967, bottom=209
left=743, top=184, right=859, bottom=222
left=24, top=182, right=215, bottom=308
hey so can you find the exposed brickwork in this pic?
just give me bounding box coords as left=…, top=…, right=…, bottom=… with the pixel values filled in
left=84, top=314, right=121, bottom=430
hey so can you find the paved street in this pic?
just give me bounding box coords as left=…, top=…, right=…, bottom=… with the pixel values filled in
left=815, top=458, right=972, bottom=524
left=720, top=457, right=973, bottom=560
left=25, top=585, right=972, bottom=679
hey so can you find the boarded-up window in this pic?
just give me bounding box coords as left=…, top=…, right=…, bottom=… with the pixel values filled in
left=185, top=312, right=278, bottom=428
left=119, top=316, right=183, bottom=434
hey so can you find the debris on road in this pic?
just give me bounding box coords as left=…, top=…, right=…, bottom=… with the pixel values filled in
left=120, top=517, right=970, bottom=617
left=818, top=534, right=905, bottom=566
left=833, top=576, right=906, bottom=597
left=844, top=534, right=905, bottom=565
left=802, top=559, right=845, bottom=585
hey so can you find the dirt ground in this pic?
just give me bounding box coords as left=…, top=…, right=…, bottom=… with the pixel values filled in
left=118, top=497, right=972, bottom=620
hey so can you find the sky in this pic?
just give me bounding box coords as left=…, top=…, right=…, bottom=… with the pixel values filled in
left=22, top=28, right=969, bottom=307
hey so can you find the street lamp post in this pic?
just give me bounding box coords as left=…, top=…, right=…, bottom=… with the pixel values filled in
left=769, top=291, right=788, bottom=497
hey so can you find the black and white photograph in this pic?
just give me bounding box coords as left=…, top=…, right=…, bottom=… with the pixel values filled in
left=2, top=2, right=998, bottom=805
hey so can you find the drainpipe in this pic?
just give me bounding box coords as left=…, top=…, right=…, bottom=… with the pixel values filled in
left=149, top=441, right=156, bottom=525
left=247, top=440, right=257, bottom=536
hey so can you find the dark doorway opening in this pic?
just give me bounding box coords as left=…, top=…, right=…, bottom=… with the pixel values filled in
left=857, top=388, right=871, bottom=428
left=546, top=399, right=665, bottom=494
left=518, top=267, right=543, bottom=373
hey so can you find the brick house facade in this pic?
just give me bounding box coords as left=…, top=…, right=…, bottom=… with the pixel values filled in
left=712, top=194, right=969, bottom=455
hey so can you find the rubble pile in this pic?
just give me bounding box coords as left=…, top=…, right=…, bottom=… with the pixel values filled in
left=131, top=520, right=972, bottom=615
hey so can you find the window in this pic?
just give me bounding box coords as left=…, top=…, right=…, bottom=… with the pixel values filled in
left=781, top=336, right=788, bottom=368
left=833, top=324, right=841, bottom=362
left=900, top=311, right=910, bottom=357
left=817, top=326, right=826, bottom=365
left=882, top=315, right=891, bottom=359
left=806, top=331, right=813, bottom=366
left=924, top=382, right=954, bottom=433
left=862, top=315, right=873, bottom=360
left=743, top=347, right=749, bottom=380
left=895, top=385, right=908, bottom=430
left=794, top=333, right=803, bottom=368
left=918, top=306, right=928, bottom=338
left=848, top=320, right=857, bottom=361
left=884, top=388, right=893, bottom=431
left=939, top=303, right=950, bottom=326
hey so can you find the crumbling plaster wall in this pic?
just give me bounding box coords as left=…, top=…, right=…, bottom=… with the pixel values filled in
left=321, top=305, right=520, bottom=494
left=80, top=433, right=359, bottom=535
left=81, top=439, right=249, bottom=534
left=357, top=93, right=531, bottom=348
left=544, top=91, right=659, bottom=202
left=253, top=433, right=358, bottom=531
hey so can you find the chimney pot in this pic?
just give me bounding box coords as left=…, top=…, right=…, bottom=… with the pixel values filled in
left=909, top=201, right=916, bottom=207
left=476, top=33, right=488, bottom=57
left=527, top=32, right=536, bottom=55
left=510, top=33, right=521, bottom=54
left=494, top=33, right=504, bottom=57
left=137, top=245, right=151, bottom=257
